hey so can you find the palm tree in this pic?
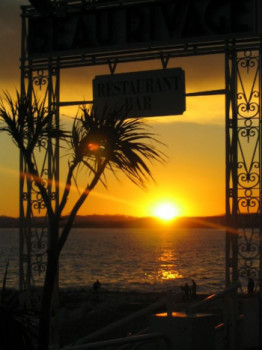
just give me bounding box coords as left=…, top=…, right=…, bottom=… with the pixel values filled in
left=0, top=92, right=166, bottom=350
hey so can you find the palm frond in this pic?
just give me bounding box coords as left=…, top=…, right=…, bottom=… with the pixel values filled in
left=0, top=91, right=69, bottom=155
left=71, top=106, right=166, bottom=189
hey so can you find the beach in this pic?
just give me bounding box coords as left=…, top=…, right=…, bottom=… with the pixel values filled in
left=58, top=287, right=212, bottom=347
left=58, top=287, right=261, bottom=350
left=2, top=284, right=259, bottom=349
left=59, top=288, right=170, bottom=345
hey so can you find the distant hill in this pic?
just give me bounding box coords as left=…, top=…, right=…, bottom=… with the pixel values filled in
left=1, top=214, right=260, bottom=229
left=0, top=214, right=227, bottom=229
left=0, top=216, right=19, bottom=228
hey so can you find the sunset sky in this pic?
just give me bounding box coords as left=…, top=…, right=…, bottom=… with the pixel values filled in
left=0, top=0, right=226, bottom=218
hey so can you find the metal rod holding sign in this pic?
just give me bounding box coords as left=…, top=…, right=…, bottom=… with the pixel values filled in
left=186, top=89, right=226, bottom=96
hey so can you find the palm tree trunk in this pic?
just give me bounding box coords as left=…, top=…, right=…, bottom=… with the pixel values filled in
left=38, top=163, right=107, bottom=349
left=57, top=162, right=107, bottom=255
left=38, top=224, right=59, bottom=350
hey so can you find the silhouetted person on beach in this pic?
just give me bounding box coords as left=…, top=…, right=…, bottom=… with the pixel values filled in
left=93, top=279, right=101, bottom=301
left=181, top=283, right=190, bottom=300
left=93, top=279, right=101, bottom=293
left=247, top=277, right=254, bottom=295
left=191, top=279, right=197, bottom=298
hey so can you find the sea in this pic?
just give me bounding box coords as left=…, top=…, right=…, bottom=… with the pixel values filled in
left=0, top=227, right=226, bottom=294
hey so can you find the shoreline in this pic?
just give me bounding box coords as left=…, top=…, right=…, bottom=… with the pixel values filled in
left=3, top=286, right=256, bottom=348
left=58, top=287, right=212, bottom=346
left=54, top=288, right=182, bottom=346
left=58, top=287, right=255, bottom=347
left=1, top=286, right=210, bottom=346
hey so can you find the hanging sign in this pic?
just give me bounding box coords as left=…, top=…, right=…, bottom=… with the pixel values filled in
left=93, top=68, right=185, bottom=118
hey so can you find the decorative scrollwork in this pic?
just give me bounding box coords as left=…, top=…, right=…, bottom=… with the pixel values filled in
left=20, top=58, right=60, bottom=294
left=239, top=266, right=259, bottom=280
left=244, top=118, right=253, bottom=128
left=237, top=161, right=259, bottom=174
left=32, top=239, right=46, bottom=251
left=33, top=70, right=47, bottom=90
left=237, top=100, right=259, bottom=119
left=238, top=125, right=258, bottom=142
left=234, top=50, right=261, bottom=283
left=31, top=228, right=47, bottom=251
left=237, top=171, right=259, bottom=189
left=32, top=200, right=46, bottom=213
left=30, top=185, right=47, bottom=213
left=22, top=168, right=49, bottom=213
left=36, top=138, right=48, bottom=151
left=244, top=189, right=256, bottom=198
left=32, top=178, right=48, bottom=192
left=31, top=228, right=47, bottom=276
left=238, top=197, right=259, bottom=213
left=32, top=254, right=47, bottom=276
left=238, top=51, right=258, bottom=73
left=238, top=226, right=260, bottom=289
left=238, top=229, right=259, bottom=259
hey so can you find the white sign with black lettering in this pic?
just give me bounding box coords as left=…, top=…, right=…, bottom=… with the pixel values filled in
left=93, top=68, right=185, bottom=118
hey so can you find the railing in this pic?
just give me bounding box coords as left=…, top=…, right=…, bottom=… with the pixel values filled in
left=61, top=289, right=182, bottom=350
left=188, top=282, right=241, bottom=350
left=186, top=282, right=241, bottom=312
left=61, top=284, right=241, bottom=350
left=62, top=332, right=172, bottom=350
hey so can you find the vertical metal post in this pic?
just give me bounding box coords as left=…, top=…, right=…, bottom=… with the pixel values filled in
left=226, top=47, right=262, bottom=347
left=19, top=8, right=26, bottom=295
left=19, top=11, right=61, bottom=341
left=225, top=46, right=239, bottom=350
left=47, top=62, right=60, bottom=345
left=225, top=50, right=230, bottom=288
left=225, top=48, right=239, bottom=288
left=259, top=47, right=262, bottom=348
left=20, top=9, right=34, bottom=301
left=231, top=49, right=239, bottom=286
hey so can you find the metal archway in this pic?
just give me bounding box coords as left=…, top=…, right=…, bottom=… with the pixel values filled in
left=20, top=0, right=262, bottom=345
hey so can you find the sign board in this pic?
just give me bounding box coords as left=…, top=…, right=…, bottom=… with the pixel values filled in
left=28, top=0, right=258, bottom=58
left=93, top=68, right=185, bottom=118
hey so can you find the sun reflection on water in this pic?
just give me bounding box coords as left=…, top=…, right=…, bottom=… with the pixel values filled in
left=160, top=270, right=184, bottom=280
left=157, top=241, right=184, bottom=281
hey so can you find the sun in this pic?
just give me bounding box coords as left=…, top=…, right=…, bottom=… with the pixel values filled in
left=153, top=202, right=179, bottom=221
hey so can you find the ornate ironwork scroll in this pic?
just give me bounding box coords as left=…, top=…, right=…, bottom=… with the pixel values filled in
left=225, top=49, right=262, bottom=290
left=20, top=9, right=60, bottom=298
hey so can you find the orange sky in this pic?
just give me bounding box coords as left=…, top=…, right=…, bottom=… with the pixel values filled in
left=0, top=1, right=226, bottom=218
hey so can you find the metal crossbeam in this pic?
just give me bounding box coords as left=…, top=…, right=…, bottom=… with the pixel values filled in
left=28, top=0, right=53, bottom=15
left=22, top=38, right=261, bottom=72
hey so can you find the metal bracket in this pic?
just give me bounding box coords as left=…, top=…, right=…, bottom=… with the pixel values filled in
left=108, top=59, right=118, bottom=74
left=160, top=53, right=170, bottom=69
